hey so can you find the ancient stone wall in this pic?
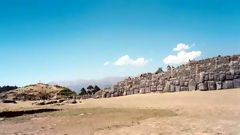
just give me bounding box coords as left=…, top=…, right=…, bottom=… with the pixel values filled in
left=95, top=54, right=240, bottom=98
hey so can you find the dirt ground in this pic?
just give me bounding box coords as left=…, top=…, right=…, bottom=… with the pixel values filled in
left=1, top=89, right=240, bottom=135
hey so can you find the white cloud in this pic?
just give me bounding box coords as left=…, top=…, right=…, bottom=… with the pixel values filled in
left=163, top=43, right=202, bottom=65
left=114, top=55, right=149, bottom=67
left=173, top=43, right=190, bottom=51
left=103, top=61, right=110, bottom=66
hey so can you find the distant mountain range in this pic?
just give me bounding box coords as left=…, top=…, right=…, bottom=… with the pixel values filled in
left=49, top=76, right=127, bottom=93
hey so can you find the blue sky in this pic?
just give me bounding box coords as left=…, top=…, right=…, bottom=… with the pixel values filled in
left=0, top=0, right=240, bottom=86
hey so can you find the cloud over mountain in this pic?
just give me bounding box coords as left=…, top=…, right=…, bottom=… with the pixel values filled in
left=163, top=43, right=202, bottom=65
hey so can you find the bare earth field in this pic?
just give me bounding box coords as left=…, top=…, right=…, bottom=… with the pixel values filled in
left=1, top=89, right=240, bottom=135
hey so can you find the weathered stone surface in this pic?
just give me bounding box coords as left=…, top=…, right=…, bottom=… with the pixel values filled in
left=223, top=81, right=234, bottom=89
left=139, top=88, right=145, bottom=94
left=207, top=81, right=216, bottom=90
left=145, top=87, right=151, bottom=93
left=189, top=79, right=196, bottom=91
left=184, top=82, right=189, bottom=87
left=204, top=73, right=209, bottom=81
left=175, top=86, right=180, bottom=92
left=105, top=92, right=110, bottom=98
left=123, top=91, right=127, bottom=96
left=235, top=70, right=240, bottom=75
left=216, top=82, right=222, bottom=90
left=90, top=54, right=240, bottom=99
left=214, top=74, right=220, bottom=81
left=209, top=73, right=214, bottom=81
left=234, top=75, right=240, bottom=79
left=226, top=72, right=234, bottom=80
left=199, top=72, right=205, bottom=83
left=220, top=73, right=226, bottom=81
left=133, top=89, right=139, bottom=94
left=170, top=85, right=175, bottom=92
left=233, top=79, right=240, bottom=88
left=157, top=85, right=163, bottom=91
left=164, top=82, right=170, bottom=92
left=180, top=87, right=188, bottom=91
left=175, top=80, right=180, bottom=86
left=150, top=86, right=157, bottom=92
left=1, top=83, right=77, bottom=101
left=198, top=83, right=208, bottom=91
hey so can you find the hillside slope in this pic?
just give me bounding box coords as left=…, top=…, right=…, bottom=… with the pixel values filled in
left=0, top=83, right=76, bottom=101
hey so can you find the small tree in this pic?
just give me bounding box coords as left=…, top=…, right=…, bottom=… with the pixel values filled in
left=94, top=85, right=101, bottom=91
left=86, top=85, right=94, bottom=95
left=79, top=88, right=87, bottom=95
left=155, top=67, right=163, bottom=74
left=87, top=85, right=94, bottom=90
left=92, top=85, right=101, bottom=94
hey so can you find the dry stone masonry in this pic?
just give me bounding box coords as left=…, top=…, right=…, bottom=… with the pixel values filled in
left=95, top=54, right=240, bottom=98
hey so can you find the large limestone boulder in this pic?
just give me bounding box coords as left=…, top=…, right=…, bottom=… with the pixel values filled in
left=223, top=81, right=234, bottom=89
left=199, top=72, right=205, bottom=83
left=189, top=79, right=197, bottom=91
left=220, top=73, right=226, bottom=81
left=216, top=82, right=223, bottom=90
left=198, top=82, right=208, bottom=91
left=133, top=89, right=139, bottom=94
left=207, top=81, right=216, bottom=90
left=150, top=86, right=157, bottom=92
left=145, top=87, right=151, bottom=93
left=233, top=79, right=240, bottom=88
left=204, top=73, right=209, bottom=81
left=180, top=87, right=188, bottom=91
left=209, top=73, right=214, bottom=81
left=184, top=81, right=189, bottom=87
left=170, top=85, right=175, bottom=92
left=226, top=72, right=234, bottom=80
left=139, top=88, right=145, bottom=94
left=157, top=85, right=163, bottom=91
left=174, top=80, right=180, bottom=86
left=175, top=86, right=180, bottom=92
left=164, top=81, right=170, bottom=92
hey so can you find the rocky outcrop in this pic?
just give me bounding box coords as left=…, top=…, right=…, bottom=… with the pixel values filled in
left=95, top=54, right=240, bottom=98
left=0, top=83, right=76, bottom=101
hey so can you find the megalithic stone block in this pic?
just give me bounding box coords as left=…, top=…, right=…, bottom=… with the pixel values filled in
left=226, top=72, right=234, bottom=80
left=199, top=72, right=205, bottom=83
left=220, top=73, right=226, bottom=81
left=164, top=81, right=170, bottom=92
left=157, top=85, right=163, bottom=91
left=223, top=81, right=234, bottom=89
left=209, top=73, right=214, bottom=81
left=208, top=81, right=216, bottom=90
left=175, top=86, right=180, bottom=92
left=180, top=87, right=189, bottom=91
left=139, top=88, right=145, bottom=94
left=170, top=85, right=175, bottom=92
left=198, top=82, right=208, bottom=91
left=189, top=79, right=196, bottom=91
left=233, top=79, right=240, bottom=88
left=216, top=82, right=223, bottom=90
